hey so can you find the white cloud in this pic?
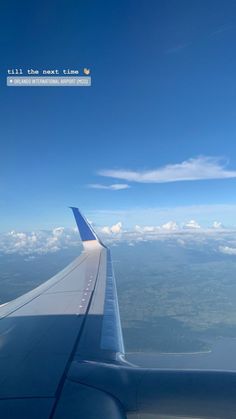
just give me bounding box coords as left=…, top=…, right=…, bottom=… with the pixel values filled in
left=110, top=222, right=122, bottom=234
left=134, top=225, right=159, bottom=233
left=100, top=222, right=122, bottom=235
left=52, top=227, right=65, bottom=236
left=184, top=220, right=201, bottom=229
left=161, top=221, right=178, bottom=231
left=99, top=156, right=236, bottom=184
left=219, top=246, right=236, bottom=255
left=0, top=228, right=81, bottom=255
left=88, top=183, right=130, bottom=190
left=212, top=221, right=223, bottom=229
left=100, top=226, right=112, bottom=235
left=142, top=226, right=156, bottom=232
left=134, top=221, right=179, bottom=234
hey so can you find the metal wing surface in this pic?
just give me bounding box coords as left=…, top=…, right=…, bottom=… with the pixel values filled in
left=0, top=208, right=124, bottom=418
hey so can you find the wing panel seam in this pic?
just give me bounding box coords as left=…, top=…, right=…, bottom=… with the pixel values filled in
left=48, top=250, right=103, bottom=419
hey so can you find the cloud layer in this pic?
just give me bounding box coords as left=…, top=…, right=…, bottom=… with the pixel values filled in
left=0, top=219, right=235, bottom=256
left=88, top=183, right=130, bottom=190
left=0, top=228, right=81, bottom=255
left=99, top=156, right=236, bottom=184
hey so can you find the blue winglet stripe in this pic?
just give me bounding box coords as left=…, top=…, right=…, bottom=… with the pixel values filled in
left=70, top=207, right=97, bottom=242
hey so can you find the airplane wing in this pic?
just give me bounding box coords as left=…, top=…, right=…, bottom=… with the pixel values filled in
left=0, top=208, right=125, bottom=419
left=1, top=208, right=236, bottom=419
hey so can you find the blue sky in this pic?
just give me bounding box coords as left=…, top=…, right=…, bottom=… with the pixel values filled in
left=1, top=0, right=236, bottom=230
